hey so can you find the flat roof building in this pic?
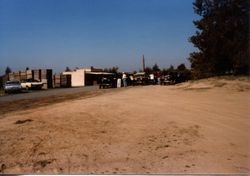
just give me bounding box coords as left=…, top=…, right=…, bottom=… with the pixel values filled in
left=62, top=67, right=113, bottom=87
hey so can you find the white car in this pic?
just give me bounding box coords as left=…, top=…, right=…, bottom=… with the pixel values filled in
left=21, top=79, right=43, bottom=90
left=4, top=80, right=22, bottom=93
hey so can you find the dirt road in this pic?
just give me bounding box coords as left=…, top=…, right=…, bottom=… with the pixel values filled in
left=0, top=86, right=99, bottom=102
left=0, top=77, right=249, bottom=174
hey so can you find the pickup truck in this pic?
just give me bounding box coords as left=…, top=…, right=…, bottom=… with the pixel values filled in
left=21, top=79, right=44, bottom=90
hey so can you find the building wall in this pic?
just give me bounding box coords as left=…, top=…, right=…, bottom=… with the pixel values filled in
left=63, top=68, right=91, bottom=87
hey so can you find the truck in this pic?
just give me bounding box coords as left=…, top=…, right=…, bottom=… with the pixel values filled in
left=21, top=78, right=44, bottom=90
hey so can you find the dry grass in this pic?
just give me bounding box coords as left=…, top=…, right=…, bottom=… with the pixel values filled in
left=175, top=76, right=250, bottom=91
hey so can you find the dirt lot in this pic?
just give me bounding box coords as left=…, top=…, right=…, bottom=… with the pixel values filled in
left=0, top=77, right=249, bottom=174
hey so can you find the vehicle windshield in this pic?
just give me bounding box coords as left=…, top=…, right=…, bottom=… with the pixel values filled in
left=26, top=79, right=39, bottom=82
left=6, top=81, right=20, bottom=85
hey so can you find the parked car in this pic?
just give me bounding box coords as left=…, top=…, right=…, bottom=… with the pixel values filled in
left=4, top=80, right=22, bottom=93
left=99, top=76, right=116, bottom=89
left=160, top=74, right=176, bottom=85
left=133, top=72, right=148, bottom=85
left=21, top=79, right=43, bottom=90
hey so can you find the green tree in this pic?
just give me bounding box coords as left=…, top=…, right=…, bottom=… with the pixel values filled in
left=65, top=66, right=71, bottom=72
left=189, top=0, right=249, bottom=78
left=167, top=65, right=175, bottom=73
left=5, top=66, right=12, bottom=75
left=177, top=63, right=186, bottom=71
left=161, top=65, right=175, bottom=75
left=144, top=67, right=153, bottom=75
left=103, top=66, right=119, bottom=73
left=152, top=63, right=160, bottom=72
left=177, top=63, right=192, bottom=81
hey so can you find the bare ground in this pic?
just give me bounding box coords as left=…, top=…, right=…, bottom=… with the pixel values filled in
left=0, top=77, right=249, bottom=174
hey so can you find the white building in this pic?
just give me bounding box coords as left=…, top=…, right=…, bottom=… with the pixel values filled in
left=62, top=68, right=113, bottom=87
left=62, top=68, right=91, bottom=87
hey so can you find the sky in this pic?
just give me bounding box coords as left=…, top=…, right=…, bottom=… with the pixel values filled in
left=0, top=0, right=198, bottom=74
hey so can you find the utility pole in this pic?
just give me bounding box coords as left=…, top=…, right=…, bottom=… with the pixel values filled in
left=142, top=54, right=145, bottom=72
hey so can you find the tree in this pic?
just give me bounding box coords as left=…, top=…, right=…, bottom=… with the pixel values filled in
left=103, top=66, right=119, bottom=73
left=188, top=0, right=249, bottom=78
left=167, top=65, right=175, bottom=73
left=110, top=66, right=119, bottom=73
left=5, top=66, right=12, bottom=75
left=160, top=65, right=175, bottom=75
left=161, top=68, right=168, bottom=75
left=177, top=63, right=186, bottom=71
left=65, top=66, right=71, bottom=72
left=152, top=63, right=160, bottom=72
left=176, top=63, right=192, bottom=82
left=144, top=67, right=153, bottom=75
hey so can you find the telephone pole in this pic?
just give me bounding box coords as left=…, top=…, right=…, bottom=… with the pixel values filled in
left=142, top=54, right=145, bottom=72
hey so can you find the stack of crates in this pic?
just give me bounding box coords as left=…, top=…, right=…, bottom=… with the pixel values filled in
left=46, top=69, right=53, bottom=88
left=20, top=71, right=26, bottom=81
left=6, top=69, right=53, bottom=89
left=13, top=72, right=20, bottom=81
left=53, top=74, right=61, bottom=88
left=31, top=69, right=52, bottom=89
left=60, top=74, right=71, bottom=88
left=8, top=73, right=15, bottom=81
left=40, top=69, right=48, bottom=89
left=26, top=70, right=32, bottom=79
left=32, top=70, right=40, bottom=81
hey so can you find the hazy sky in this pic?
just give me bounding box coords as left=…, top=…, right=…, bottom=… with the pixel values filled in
left=0, top=0, right=198, bottom=74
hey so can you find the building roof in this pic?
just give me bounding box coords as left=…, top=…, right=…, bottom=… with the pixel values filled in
left=134, top=72, right=146, bottom=76
left=85, top=71, right=114, bottom=75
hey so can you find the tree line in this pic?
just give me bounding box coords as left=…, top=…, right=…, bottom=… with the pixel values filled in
left=188, top=0, right=249, bottom=78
